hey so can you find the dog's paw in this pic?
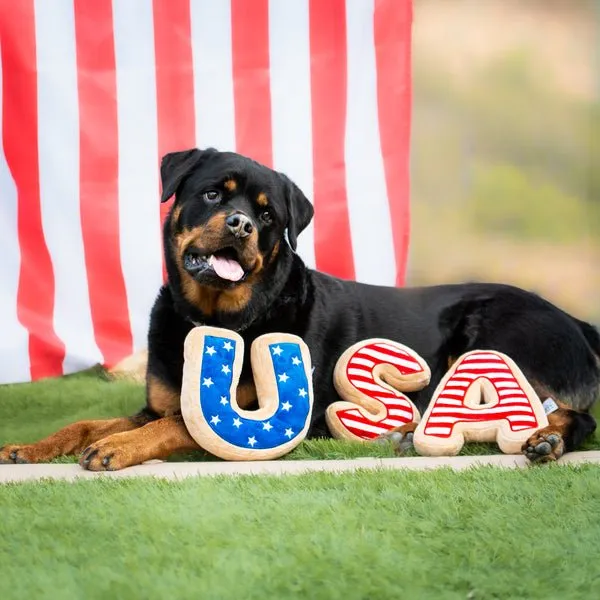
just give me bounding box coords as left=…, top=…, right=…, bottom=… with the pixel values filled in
left=79, top=434, right=140, bottom=471
left=374, top=429, right=415, bottom=454
left=522, top=428, right=565, bottom=464
left=0, top=444, right=42, bottom=464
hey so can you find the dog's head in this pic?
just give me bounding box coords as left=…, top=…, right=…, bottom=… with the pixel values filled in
left=160, top=148, right=313, bottom=323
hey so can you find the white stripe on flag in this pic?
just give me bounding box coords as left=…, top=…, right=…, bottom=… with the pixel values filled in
left=190, top=0, right=236, bottom=151
left=34, top=0, right=102, bottom=373
left=113, top=0, right=163, bottom=352
left=344, top=0, right=395, bottom=285
left=269, top=0, right=316, bottom=269
left=0, top=58, right=31, bottom=383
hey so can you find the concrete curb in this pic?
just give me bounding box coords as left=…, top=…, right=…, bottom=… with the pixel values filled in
left=2, top=451, right=600, bottom=483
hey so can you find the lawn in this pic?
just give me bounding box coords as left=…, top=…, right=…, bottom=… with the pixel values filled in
left=1, top=467, right=600, bottom=599
left=1, top=371, right=600, bottom=599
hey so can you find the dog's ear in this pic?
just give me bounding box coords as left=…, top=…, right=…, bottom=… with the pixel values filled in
left=280, top=173, right=314, bottom=251
left=160, top=148, right=213, bottom=203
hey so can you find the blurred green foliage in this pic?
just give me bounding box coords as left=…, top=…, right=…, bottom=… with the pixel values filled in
left=412, top=50, right=598, bottom=241
left=466, top=163, right=592, bottom=243
left=410, top=40, right=598, bottom=323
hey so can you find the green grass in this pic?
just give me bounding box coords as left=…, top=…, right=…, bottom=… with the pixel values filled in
left=1, top=467, right=600, bottom=599
left=1, top=370, right=599, bottom=462
left=2, top=373, right=600, bottom=599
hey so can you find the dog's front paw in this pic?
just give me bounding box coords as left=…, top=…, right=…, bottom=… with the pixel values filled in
left=522, top=428, right=565, bottom=464
left=79, top=434, right=141, bottom=471
left=0, top=444, right=48, bottom=464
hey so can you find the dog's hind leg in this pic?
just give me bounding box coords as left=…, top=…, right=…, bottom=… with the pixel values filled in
left=522, top=403, right=597, bottom=463
left=374, top=422, right=419, bottom=454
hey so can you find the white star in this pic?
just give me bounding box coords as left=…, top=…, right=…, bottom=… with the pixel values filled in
left=221, top=364, right=231, bottom=375
left=210, top=415, right=221, bottom=425
left=291, top=356, right=301, bottom=366
left=223, top=341, right=233, bottom=351
left=284, top=428, right=294, bottom=439
left=205, top=346, right=216, bottom=356
left=220, top=396, right=228, bottom=406
left=278, top=372, right=289, bottom=383
left=272, top=345, right=283, bottom=356
left=202, top=377, right=213, bottom=388
left=281, top=401, right=292, bottom=411
left=298, top=388, right=307, bottom=398
left=247, top=436, right=257, bottom=447
left=233, top=417, right=242, bottom=428
left=263, top=422, right=273, bottom=432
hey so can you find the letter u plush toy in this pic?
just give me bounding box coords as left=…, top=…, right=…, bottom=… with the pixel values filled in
left=181, top=326, right=314, bottom=460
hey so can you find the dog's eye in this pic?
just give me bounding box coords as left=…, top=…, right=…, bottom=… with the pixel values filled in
left=260, top=209, right=273, bottom=225
left=203, top=190, right=221, bottom=203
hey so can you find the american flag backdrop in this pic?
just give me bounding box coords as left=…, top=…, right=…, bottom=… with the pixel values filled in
left=0, top=0, right=412, bottom=385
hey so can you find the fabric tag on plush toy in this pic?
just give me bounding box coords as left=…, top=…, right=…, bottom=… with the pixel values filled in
left=542, top=397, right=559, bottom=415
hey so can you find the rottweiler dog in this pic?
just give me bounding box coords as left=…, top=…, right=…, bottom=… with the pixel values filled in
left=2, top=148, right=598, bottom=469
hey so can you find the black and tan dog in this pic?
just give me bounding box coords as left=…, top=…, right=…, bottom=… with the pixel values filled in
left=2, top=148, right=598, bottom=469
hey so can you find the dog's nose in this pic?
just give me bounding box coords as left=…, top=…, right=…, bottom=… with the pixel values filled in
left=226, top=212, right=253, bottom=238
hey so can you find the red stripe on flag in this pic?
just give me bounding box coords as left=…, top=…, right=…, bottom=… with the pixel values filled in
left=74, top=0, right=132, bottom=367
left=153, top=0, right=196, bottom=279
left=0, top=0, right=65, bottom=379
left=374, top=0, right=412, bottom=286
left=309, top=0, right=355, bottom=280
left=231, top=0, right=273, bottom=167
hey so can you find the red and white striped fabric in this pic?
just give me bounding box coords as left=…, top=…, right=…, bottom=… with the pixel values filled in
left=423, top=352, right=541, bottom=437
left=335, top=342, right=423, bottom=439
left=0, top=0, right=412, bottom=384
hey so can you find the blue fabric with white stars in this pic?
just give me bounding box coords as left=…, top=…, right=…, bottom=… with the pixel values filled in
left=199, top=335, right=311, bottom=449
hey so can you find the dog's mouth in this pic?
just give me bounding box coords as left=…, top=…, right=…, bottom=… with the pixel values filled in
left=183, top=246, right=248, bottom=283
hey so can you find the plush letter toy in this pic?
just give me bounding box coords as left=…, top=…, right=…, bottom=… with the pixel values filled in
left=325, top=339, right=430, bottom=441
left=413, top=350, right=549, bottom=456
left=181, top=326, right=314, bottom=460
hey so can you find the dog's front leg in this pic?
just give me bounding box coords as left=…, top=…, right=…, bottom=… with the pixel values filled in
left=0, top=417, right=143, bottom=464
left=79, top=415, right=201, bottom=471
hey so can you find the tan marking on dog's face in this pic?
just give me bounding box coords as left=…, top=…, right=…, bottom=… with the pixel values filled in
left=172, top=203, right=183, bottom=223
left=170, top=203, right=183, bottom=234
left=257, top=192, right=268, bottom=207
left=269, top=240, right=280, bottom=265
left=224, top=179, right=237, bottom=192
left=171, top=212, right=266, bottom=315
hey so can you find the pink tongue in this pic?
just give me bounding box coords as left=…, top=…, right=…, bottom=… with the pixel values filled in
left=208, top=255, right=245, bottom=282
